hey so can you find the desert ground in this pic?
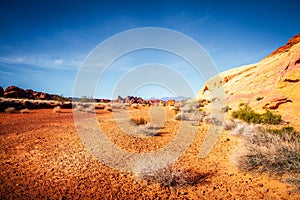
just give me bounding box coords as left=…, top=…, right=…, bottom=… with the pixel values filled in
left=1, top=106, right=299, bottom=199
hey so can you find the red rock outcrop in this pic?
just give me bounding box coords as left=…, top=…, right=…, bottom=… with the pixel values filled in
left=266, top=34, right=300, bottom=59
left=3, top=86, right=65, bottom=101
left=0, top=86, right=3, bottom=97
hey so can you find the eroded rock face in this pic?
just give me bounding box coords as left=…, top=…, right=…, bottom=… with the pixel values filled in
left=262, top=95, right=292, bottom=110
left=197, top=33, right=300, bottom=129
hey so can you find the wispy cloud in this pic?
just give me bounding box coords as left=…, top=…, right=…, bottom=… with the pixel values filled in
left=54, top=58, right=63, bottom=65
left=0, top=55, right=82, bottom=71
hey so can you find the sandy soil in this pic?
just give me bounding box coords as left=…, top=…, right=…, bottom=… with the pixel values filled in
left=0, top=107, right=299, bottom=199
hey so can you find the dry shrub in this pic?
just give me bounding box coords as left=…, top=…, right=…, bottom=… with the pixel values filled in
left=131, top=117, right=147, bottom=125
left=53, top=106, right=61, bottom=113
left=174, top=113, right=190, bottom=121
left=112, top=103, right=128, bottom=109
left=223, top=119, right=236, bottom=130
left=104, top=105, right=112, bottom=112
left=74, top=103, right=95, bottom=113
left=95, top=103, right=105, bottom=110
left=5, top=107, right=16, bottom=113
left=232, top=124, right=300, bottom=190
left=84, top=104, right=94, bottom=113
left=20, top=108, right=30, bottom=114
left=135, top=165, right=210, bottom=188
left=203, top=114, right=223, bottom=126
left=74, top=104, right=85, bottom=112
left=230, top=122, right=261, bottom=137
left=131, top=103, right=139, bottom=109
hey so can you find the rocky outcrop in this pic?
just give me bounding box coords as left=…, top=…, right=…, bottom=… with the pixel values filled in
left=266, top=34, right=300, bottom=59
left=197, top=33, right=300, bottom=129
left=3, top=86, right=68, bottom=101
left=0, top=86, right=3, bottom=97
left=4, top=86, right=28, bottom=98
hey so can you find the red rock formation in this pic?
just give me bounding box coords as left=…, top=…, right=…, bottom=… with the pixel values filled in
left=0, top=86, right=3, bottom=97
left=4, top=86, right=28, bottom=98
left=266, top=33, right=300, bottom=58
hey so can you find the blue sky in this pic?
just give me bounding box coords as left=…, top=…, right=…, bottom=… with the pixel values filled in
left=0, top=0, right=299, bottom=99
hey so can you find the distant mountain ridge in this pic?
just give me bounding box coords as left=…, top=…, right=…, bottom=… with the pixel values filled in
left=147, top=96, right=191, bottom=102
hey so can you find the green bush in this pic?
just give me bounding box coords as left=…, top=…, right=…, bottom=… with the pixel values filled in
left=231, top=104, right=261, bottom=123
left=261, top=110, right=281, bottom=125
left=268, top=126, right=295, bottom=136
left=231, top=104, right=281, bottom=125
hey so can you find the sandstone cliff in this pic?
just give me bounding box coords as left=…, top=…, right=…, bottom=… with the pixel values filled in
left=197, top=34, right=300, bottom=128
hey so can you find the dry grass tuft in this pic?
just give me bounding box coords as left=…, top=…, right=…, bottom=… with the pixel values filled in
left=135, top=165, right=211, bottom=188
left=131, top=117, right=147, bottom=126
left=20, top=108, right=30, bottom=114
left=232, top=124, right=300, bottom=190
left=104, top=105, right=112, bottom=112
left=53, top=106, right=61, bottom=113
left=5, top=107, right=16, bottom=113
left=223, top=119, right=236, bottom=130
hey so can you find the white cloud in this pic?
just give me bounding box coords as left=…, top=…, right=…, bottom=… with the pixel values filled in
left=54, top=59, right=63, bottom=65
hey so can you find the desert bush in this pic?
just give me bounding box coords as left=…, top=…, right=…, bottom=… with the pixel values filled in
left=84, top=104, right=94, bottom=113
left=131, top=103, right=139, bottom=109
left=74, top=103, right=95, bottom=113
left=231, top=104, right=281, bottom=125
left=223, top=119, right=236, bottom=130
left=230, top=122, right=262, bottom=136
left=174, top=113, right=191, bottom=121
left=53, top=106, right=61, bottom=113
left=203, top=114, right=223, bottom=126
left=221, top=105, right=230, bottom=113
left=74, top=104, right=85, bottom=112
left=137, top=125, right=161, bottom=137
left=5, top=107, right=16, bottom=113
left=20, top=108, right=30, bottom=114
left=261, top=109, right=281, bottom=125
left=135, top=165, right=209, bottom=188
left=111, top=103, right=124, bottom=109
left=95, top=103, right=105, bottom=110
left=233, top=125, right=300, bottom=190
left=131, top=117, right=147, bottom=125
left=104, top=105, right=112, bottom=112
left=231, top=104, right=261, bottom=123
left=267, top=126, right=295, bottom=136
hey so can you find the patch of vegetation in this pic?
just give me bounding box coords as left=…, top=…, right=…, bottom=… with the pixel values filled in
left=5, top=107, right=16, bottom=113
left=261, top=109, right=282, bottom=125
left=20, top=108, right=30, bottom=114
left=268, top=126, right=295, bottom=136
left=53, top=106, right=62, bottom=113
left=233, top=124, right=300, bottom=190
left=135, top=165, right=210, bottom=188
left=221, top=105, right=230, bottom=113
left=231, top=104, right=281, bottom=124
left=131, top=117, right=148, bottom=125
left=76, top=96, right=94, bottom=103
